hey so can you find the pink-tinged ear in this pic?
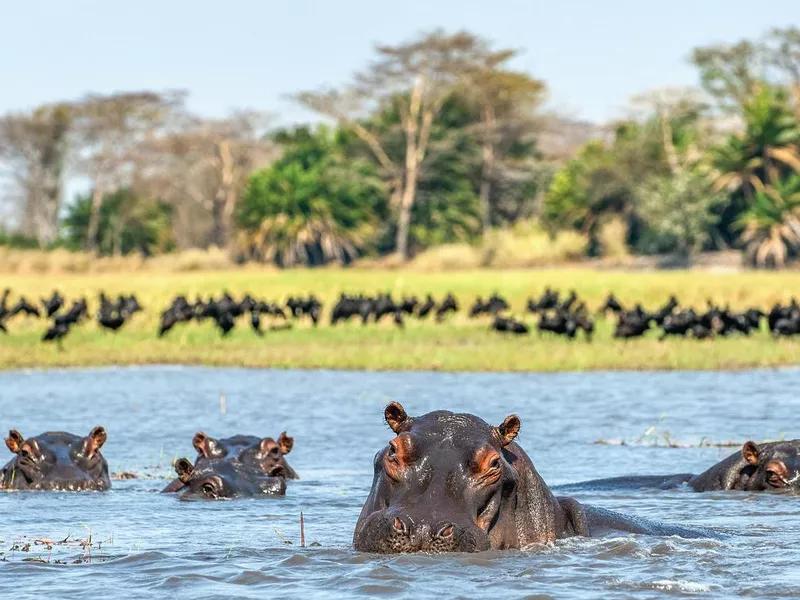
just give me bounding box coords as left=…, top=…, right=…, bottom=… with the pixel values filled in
left=278, top=432, right=294, bottom=455
left=193, top=432, right=210, bottom=458
left=742, top=441, right=760, bottom=465
left=495, top=415, right=521, bottom=447
left=175, top=458, right=194, bottom=483
left=385, top=402, right=410, bottom=433
left=5, top=430, right=24, bottom=454
left=85, top=426, right=107, bottom=457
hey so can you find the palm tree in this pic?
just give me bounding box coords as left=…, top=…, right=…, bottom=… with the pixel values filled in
left=712, top=85, right=800, bottom=198
left=711, top=135, right=763, bottom=201
left=244, top=210, right=371, bottom=267
left=236, top=127, right=386, bottom=267
left=736, top=174, right=800, bottom=267
left=741, top=84, right=800, bottom=180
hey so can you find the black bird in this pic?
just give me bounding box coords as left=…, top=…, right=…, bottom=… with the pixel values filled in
left=435, top=293, right=459, bottom=322
left=9, top=297, right=40, bottom=318
left=42, top=321, right=70, bottom=347
left=159, top=310, right=179, bottom=337
left=98, top=292, right=115, bottom=316
left=98, top=312, right=126, bottom=332
left=56, top=299, right=88, bottom=327
left=250, top=311, right=264, bottom=337
left=598, top=293, right=623, bottom=316
left=41, top=291, right=64, bottom=318
left=417, top=295, right=435, bottom=319
left=215, top=311, right=235, bottom=336
left=492, top=315, right=529, bottom=335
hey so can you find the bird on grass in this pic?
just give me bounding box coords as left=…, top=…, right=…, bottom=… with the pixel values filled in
left=42, top=321, right=71, bottom=349
left=250, top=311, right=264, bottom=337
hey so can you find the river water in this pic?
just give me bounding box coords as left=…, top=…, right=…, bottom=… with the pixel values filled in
left=0, top=366, right=798, bottom=599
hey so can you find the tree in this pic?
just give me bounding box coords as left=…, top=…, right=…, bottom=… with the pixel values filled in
left=297, top=30, right=498, bottom=259
left=736, top=174, right=800, bottom=267
left=63, top=188, right=173, bottom=256
left=710, top=84, right=800, bottom=246
left=692, top=27, right=800, bottom=116
left=137, top=111, right=274, bottom=249
left=691, top=40, right=762, bottom=112
left=74, top=90, right=184, bottom=252
left=638, top=170, right=723, bottom=257
left=460, top=60, right=546, bottom=231
left=0, top=103, right=73, bottom=244
left=236, top=127, right=387, bottom=266
left=543, top=89, right=717, bottom=254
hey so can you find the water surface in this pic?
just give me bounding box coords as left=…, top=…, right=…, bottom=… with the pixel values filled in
left=0, top=367, right=798, bottom=598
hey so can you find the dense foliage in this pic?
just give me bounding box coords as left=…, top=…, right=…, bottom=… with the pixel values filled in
left=2, top=27, right=799, bottom=267
left=63, top=189, right=173, bottom=256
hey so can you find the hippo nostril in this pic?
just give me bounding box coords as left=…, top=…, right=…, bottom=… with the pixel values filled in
left=436, top=524, right=455, bottom=539
left=393, top=517, right=408, bottom=535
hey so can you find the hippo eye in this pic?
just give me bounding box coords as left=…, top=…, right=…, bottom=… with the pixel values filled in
left=489, top=458, right=501, bottom=471
left=20, top=448, right=32, bottom=459
left=202, top=482, right=218, bottom=497
left=387, top=442, right=397, bottom=460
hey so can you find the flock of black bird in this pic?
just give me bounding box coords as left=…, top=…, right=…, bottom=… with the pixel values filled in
left=1, top=285, right=800, bottom=346
left=0, top=288, right=142, bottom=345
left=157, top=293, right=319, bottom=337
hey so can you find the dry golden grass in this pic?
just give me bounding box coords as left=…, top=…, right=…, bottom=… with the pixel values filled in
left=0, top=247, right=234, bottom=275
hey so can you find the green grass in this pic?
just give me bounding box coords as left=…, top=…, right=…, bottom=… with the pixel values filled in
left=1, top=267, right=800, bottom=372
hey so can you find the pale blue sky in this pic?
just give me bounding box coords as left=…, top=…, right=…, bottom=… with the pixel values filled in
left=1, top=0, right=798, bottom=124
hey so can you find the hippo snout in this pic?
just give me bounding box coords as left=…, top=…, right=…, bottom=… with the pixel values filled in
left=354, top=510, right=490, bottom=554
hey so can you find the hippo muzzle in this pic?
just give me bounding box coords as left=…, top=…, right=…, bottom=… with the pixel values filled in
left=355, top=508, right=491, bottom=553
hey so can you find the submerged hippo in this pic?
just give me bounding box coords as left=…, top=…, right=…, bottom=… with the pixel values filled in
left=354, top=403, right=711, bottom=553
left=171, top=457, right=286, bottom=499
left=558, top=440, right=800, bottom=493
left=162, top=431, right=297, bottom=493
left=0, top=427, right=110, bottom=491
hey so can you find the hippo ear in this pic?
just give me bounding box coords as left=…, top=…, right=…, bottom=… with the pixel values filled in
left=742, top=441, right=760, bottom=465
left=385, top=402, right=410, bottom=433
left=495, top=415, right=521, bottom=447
left=85, top=426, right=107, bottom=457
left=5, top=430, right=24, bottom=454
left=278, top=432, right=294, bottom=455
left=193, top=432, right=209, bottom=458
left=175, top=458, right=194, bottom=483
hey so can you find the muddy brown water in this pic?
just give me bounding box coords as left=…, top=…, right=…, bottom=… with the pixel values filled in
left=0, top=366, right=798, bottom=598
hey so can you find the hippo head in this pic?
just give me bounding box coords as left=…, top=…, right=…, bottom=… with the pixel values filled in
left=353, top=402, right=522, bottom=553
left=192, top=432, right=297, bottom=479
left=173, top=457, right=286, bottom=500
left=1, top=427, right=110, bottom=491
left=738, top=441, right=800, bottom=492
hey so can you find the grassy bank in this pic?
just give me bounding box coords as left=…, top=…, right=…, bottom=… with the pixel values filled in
left=1, top=268, right=799, bottom=372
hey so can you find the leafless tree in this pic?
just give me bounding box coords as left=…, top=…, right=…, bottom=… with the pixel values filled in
left=135, top=110, right=275, bottom=249
left=73, top=90, right=185, bottom=252
left=0, top=103, right=73, bottom=244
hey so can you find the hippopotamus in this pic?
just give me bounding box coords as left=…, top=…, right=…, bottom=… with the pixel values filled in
left=353, top=403, right=712, bottom=553
left=0, top=427, right=110, bottom=491
left=162, top=431, right=297, bottom=493
left=171, top=457, right=286, bottom=499
left=557, top=440, right=800, bottom=493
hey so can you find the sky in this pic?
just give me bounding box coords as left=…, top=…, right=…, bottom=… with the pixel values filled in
left=1, top=0, right=798, bottom=125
